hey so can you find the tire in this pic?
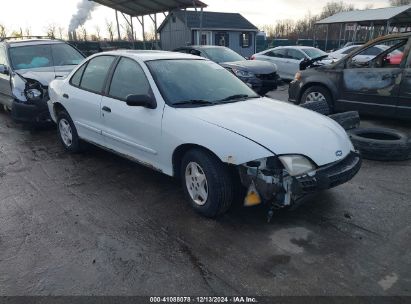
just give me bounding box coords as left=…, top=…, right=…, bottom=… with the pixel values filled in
left=299, top=100, right=330, bottom=115
left=181, top=149, right=234, bottom=218
left=300, top=85, right=333, bottom=110
left=328, top=111, right=360, bottom=131
left=348, top=127, right=411, bottom=161
left=56, top=110, right=82, bottom=153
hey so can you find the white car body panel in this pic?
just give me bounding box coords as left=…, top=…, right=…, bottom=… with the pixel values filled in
left=253, top=46, right=331, bottom=80
left=48, top=50, right=354, bottom=178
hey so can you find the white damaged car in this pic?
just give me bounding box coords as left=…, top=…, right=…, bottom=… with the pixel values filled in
left=48, top=50, right=361, bottom=218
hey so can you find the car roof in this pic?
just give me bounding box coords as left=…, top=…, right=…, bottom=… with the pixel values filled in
left=95, top=50, right=205, bottom=62
left=6, top=39, right=67, bottom=48
left=184, top=45, right=227, bottom=50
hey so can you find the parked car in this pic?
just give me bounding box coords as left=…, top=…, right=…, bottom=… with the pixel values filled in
left=328, top=45, right=362, bottom=61
left=289, top=33, right=411, bottom=120
left=174, top=46, right=278, bottom=95
left=251, top=46, right=332, bottom=80
left=328, top=44, right=403, bottom=63
left=48, top=50, right=361, bottom=218
left=0, top=37, right=85, bottom=124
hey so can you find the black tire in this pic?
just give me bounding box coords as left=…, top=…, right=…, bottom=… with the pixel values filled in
left=300, top=85, right=333, bottom=111
left=181, top=149, right=234, bottom=218
left=328, top=111, right=360, bottom=131
left=348, top=127, right=411, bottom=161
left=56, top=110, right=83, bottom=153
left=299, top=100, right=330, bottom=115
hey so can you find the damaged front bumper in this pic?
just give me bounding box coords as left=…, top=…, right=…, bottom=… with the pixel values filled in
left=12, top=97, right=51, bottom=124
left=238, top=151, right=362, bottom=208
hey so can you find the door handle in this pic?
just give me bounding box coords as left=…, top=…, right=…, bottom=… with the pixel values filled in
left=102, top=106, right=111, bottom=113
left=63, top=94, right=69, bottom=99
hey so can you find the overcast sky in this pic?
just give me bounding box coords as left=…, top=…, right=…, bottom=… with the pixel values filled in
left=1, top=0, right=390, bottom=39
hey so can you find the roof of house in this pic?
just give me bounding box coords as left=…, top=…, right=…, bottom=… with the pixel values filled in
left=158, top=10, right=258, bottom=32
left=316, top=4, right=411, bottom=25
left=91, top=0, right=207, bottom=16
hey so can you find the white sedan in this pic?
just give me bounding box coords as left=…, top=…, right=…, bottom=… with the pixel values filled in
left=48, top=50, right=361, bottom=218
left=251, top=46, right=331, bottom=80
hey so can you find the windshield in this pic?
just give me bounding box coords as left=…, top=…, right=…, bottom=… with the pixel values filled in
left=147, top=59, right=259, bottom=106
left=201, top=47, right=246, bottom=63
left=10, top=43, right=84, bottom=70
left=302, top=48, right=327, bottom=59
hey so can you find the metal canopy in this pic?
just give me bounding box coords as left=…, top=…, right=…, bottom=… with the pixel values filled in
left=316, top=5, right=411, bottom=25
left=90, top=0, right=207, bottom=16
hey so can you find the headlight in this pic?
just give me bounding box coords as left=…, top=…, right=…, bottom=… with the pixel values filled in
left=294, top=72, right=302, bottom=81
left=232, top=68, right=254, bottom=78
left=278, top=155, right=316, bottom=176
left=25, top=88, right=42, bottom=101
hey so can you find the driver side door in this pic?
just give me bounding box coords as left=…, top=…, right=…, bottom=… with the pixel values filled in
left=338, top=38, right=407, bottom=116
left=100, top=57, right=163, bottom=169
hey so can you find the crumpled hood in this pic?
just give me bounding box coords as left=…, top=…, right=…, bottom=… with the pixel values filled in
left=221, top=60, right=277, bottom=74
left=179, top=98, right=353, bottom=166
left=15, top=66, right=75, bottom=86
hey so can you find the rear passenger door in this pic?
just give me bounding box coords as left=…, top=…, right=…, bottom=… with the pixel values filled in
left=0, top=45, right=12, bottom=108
left=101, top=57, right=163, bottom=168
left=65, top=55, right=116, bottom=145
left=285, top=49, right=306, bottom=79
left=263, top=49, right=288, bottom=79
left=397, top=44, right=411, bottom=119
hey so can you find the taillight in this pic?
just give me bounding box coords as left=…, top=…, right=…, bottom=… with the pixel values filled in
left=250, top=55, right=255, bottom=60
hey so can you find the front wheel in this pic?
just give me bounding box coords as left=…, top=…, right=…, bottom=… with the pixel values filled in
left=57, top=110, right=82, bottom=153
left=181, top=149, right=234, bottom=218
left=301, top=86, right=333, bottom=109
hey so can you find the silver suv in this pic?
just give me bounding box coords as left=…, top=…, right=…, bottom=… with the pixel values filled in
left=0, top=36, right=85, bottom=124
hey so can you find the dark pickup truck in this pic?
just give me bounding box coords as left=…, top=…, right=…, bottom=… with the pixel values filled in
left=289, top=33, right=411, bottom=120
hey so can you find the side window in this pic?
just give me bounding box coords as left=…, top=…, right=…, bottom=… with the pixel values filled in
left=80, top=56, right=115, bottom=93
left=70, top=63, right=87, bottom=87
left=349, top=39, right=407, bottom=69
left=270, top=49, right=286, bottom=58
left=342, top=46, right=359, bottom=55
left=287, top=49, right=306, bottom=60
left=109, top=57, right=151, bottom=101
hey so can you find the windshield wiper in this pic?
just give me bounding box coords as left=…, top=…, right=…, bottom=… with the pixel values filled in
left=218, top=94, right=259, bottom=103
left=173, top=99, right=216, bottom=107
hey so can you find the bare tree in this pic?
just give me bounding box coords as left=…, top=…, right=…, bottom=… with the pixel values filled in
left=94, top=25, right=101, bottom=40
left=79, top=26, right=88, bottom=41
left=145, top=25, right=156, bottom=41
left=24, top=27, right=31, bottom=36
left=105, top=20, right=114, bottom=42
left=45, top=23, right=57, bottom=38
left=0, top=24, right=7, bottom=38
left=58, top=26, right=65, bottom=40
left=389, top=0, right=411, bottom=5
left=121, top=22, right=133, bottom=41
left=11, top=28, right=23, bottom=38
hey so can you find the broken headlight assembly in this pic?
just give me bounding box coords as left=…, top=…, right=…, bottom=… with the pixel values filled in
left=24, top=80, right=45, bottom=102
left=232, top=68, right=254, bottom=78
left=278, top=155, right=316, bottom=176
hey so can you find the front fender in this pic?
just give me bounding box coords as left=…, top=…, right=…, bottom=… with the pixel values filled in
left=160, top=107, right=274, bottom=176
left=302, top=72, right=340, bottom=101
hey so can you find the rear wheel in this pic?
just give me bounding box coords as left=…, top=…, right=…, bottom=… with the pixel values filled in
left=57, top=110, right=82, bottom=153
left=181, top=149, right=234, bottom=218
left=301, top=85, right=333, bottom=111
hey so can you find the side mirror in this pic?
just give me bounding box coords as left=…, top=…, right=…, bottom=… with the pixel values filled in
left=126, top=94, right=157, bottom=109
left=0, top=64, right=9, bottom=75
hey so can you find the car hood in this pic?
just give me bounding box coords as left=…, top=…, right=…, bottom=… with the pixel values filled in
left=220, top=60, right=277, bottom=74
left=15, top=66, right=76, bottom=86
left=178, top=98, right=353, bottom=166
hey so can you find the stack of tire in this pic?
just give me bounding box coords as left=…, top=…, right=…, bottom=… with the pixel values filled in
left=299, top=101, right=411, bottom=162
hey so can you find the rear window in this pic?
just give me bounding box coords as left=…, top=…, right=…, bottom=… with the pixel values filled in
left=9, top=43, right=84, bottom=70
